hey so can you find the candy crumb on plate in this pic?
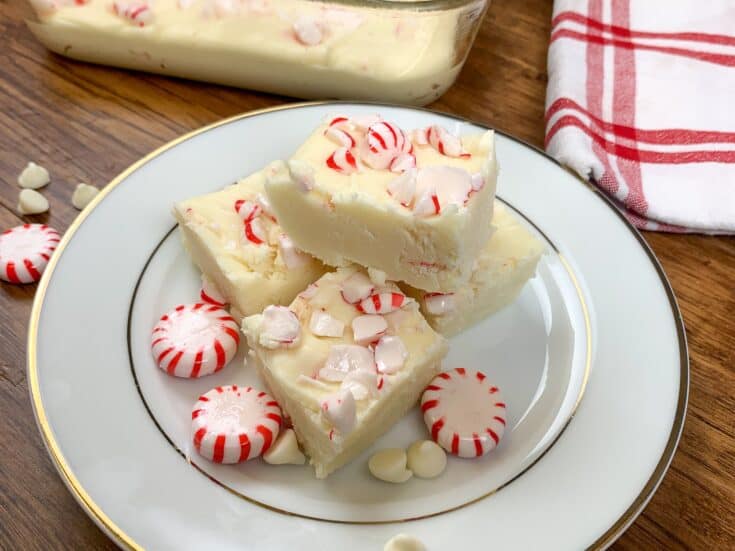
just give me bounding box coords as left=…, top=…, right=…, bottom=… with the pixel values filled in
left=150, top=303, right=239, bottom=378
left=191, top=385, right=282, bottom=464
left=0, top=224, right=60, bottom=284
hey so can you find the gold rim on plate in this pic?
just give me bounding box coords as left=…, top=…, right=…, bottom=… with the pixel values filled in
left=27, top=101, right=688, bottom=550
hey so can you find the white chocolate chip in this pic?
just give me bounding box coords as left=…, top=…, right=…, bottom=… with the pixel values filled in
left=406, top=440, right=447, bottom=479
left=71, top=183, right=100, bottom=210
left=18, top=162, right=50, bottom=189
left=384, top=534, right=427, bottom=551
left=17, top=189, right=49, bottom=215
left=351, top=314, right=387, bottom=345
left=263, top=429, right=305, bottom=465
left=368, top=448, right=413, bottom=483
left=293, top=16, right=323, bottom=46
left=309, top=311, right=344, bottom=338
left=321, top=388, right=356, bottom=435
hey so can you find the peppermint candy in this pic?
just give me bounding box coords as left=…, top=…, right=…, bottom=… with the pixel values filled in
left=425, top=125, right=470, bottom=158
left=356, top=292, right=413, bottom=314
left=191, top=385, right=282, bottom=463
left=151, top=303, right=239, bottom=378
left=200, top=274, right=227, bottom=307
left=0, top=224, right=60, bottom=284
left=326, top=147, right=358, bottom=174
left=421, top=368, right=506, bottom=458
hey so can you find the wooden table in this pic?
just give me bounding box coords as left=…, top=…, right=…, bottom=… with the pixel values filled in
left=1, top=0, right=733, bottom=548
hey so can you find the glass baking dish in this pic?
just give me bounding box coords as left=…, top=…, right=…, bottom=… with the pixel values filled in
left=26, top=0, right=489, bottom=105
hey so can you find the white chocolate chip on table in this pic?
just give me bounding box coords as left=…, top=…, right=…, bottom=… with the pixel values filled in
left=406, top=440, right=446, bottom=479
left=384, top=534, right=427, bottom=551
left=18, top=162, right=50, bottom=189
left=368, top=448, right=413, bottom=483
left=263, top=428, right=306, bottom=465
left=17, top=189, right=49, bottom=215
left=71, top=183, right=100, bottom=210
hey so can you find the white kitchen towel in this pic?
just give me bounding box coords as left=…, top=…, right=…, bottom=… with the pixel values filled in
left=545, top=0, right=735, bottom=233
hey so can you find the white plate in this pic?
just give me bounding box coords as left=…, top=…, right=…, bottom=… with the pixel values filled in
left=28, top=103, right=687, bottom=550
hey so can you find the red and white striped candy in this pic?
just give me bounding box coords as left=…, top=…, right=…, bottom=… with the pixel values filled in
left=112, top=1, right=154, bottom=26
left=389, top=152, right=416, bottom=173
left=326, top=147, right=358, bottom=174
left=191, top=385, right=282, bottom=464
left=421, top=368, right=506, bottom=458
left=151, top=303, right=239, bottom=378
left=244, top=217, right=266, bottom=245
left=426, top=125, right=470, bottom=158
left=234, top=199, right=261, bottom=222
left=200, top=274, right=226, bottom=307
left=362, top=121, right=409, bottom=169
left=356, top=292, right=412, bottom=314
left=0, top=224, right=59, bottom=284
left=325, top=126, right=356, bottom=148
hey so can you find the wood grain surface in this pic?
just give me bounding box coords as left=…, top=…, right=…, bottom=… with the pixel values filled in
left=1, top=0, right=733, bottom=549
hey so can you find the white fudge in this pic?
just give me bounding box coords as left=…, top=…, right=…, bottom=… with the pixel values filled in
left=173, top=170, right=326, bottom=320
left=405, top=204, right=544, bottom=336
left=264, top=116, right=498, bottom=292
left=242, top=266, right=448, bottom=478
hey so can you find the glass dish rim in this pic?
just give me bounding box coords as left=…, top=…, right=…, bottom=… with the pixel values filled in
left=305, top=0, right=487, bottom=12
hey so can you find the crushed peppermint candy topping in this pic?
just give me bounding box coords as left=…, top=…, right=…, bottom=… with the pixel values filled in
left=374, top=335, right=408, bottom=374
left=356, top=291, right=413, bottom=315
left=257, top=306, right=301, bottom=349
left=321, top=389, right=356, bottom=435
left=351, top=314, right=387, bottom=345
left=319, top=344, right=375, bottom=382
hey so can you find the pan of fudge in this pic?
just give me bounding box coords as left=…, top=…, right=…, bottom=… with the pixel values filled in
left=25, top=0, right=489, bottom=106
left=151, top=113, right=544, bottom=482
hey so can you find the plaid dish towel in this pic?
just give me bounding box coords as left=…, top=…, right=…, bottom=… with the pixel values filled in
left=545, top=0, right=735, bottom=233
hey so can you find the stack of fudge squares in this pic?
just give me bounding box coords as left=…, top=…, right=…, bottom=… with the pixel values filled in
left=174, top=115, right=543, bottom=478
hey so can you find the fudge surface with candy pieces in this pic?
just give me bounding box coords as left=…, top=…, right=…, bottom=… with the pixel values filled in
left=405, top=203, right=544, bottom=336
left=241, top=266, right=448, bottom=479
left=264, top=115, right=498, bottom=293
left=173, top=170, right=326, bottom=320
